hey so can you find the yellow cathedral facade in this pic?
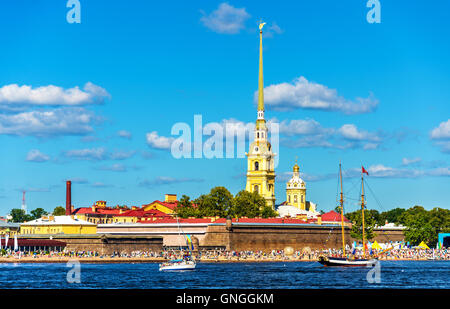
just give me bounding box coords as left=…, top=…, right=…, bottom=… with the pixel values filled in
left=245, top=23, right=319, bottom=217
left=245, top=22, right=276, bottom=208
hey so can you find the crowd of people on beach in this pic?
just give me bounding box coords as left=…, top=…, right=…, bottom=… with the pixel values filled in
left=0, top=247, right=449, bottom=261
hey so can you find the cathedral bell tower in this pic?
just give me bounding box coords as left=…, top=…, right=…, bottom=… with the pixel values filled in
left=286, top=161, right=306, bottom=210
left=245, top=22, right=276, bottom=208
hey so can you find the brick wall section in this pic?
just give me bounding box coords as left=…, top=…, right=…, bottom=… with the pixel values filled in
left=20, top=235, right=163, bottom=255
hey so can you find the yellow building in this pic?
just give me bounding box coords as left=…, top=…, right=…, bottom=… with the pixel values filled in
left=20, top=215, right=97, bottom=235
left=0, top=221, right=20, bottom=236
left=245, top=22, right=276, bottom=208
left=286, top=161, right=306, bottom=210
left=142, top=194, right=178, bottom=214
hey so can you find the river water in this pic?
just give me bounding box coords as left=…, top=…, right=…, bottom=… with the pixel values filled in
left=0, top=261, right=448, bottom=289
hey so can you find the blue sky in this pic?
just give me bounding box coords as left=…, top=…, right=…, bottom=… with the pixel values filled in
left=0, top=0, right=449, bottom=216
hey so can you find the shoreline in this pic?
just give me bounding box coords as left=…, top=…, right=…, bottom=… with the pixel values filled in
left=0, top=257, right=439, bottom=264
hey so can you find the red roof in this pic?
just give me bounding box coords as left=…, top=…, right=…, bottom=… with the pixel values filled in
left=116, top=209, right=170, bottom=218
left=144, top=200, right=179, bottom=210
left=321, top=210, right=350, bottom=222
left=138, top=218, right=214, bottom=224
left=138, top=217, right=320, bottom=225
left=72, top=207, right=123, bottom=215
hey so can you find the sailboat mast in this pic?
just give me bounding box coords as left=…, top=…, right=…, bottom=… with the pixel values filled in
left=361, top=172, right=366, bottom=258
left=339, top=162, right=346, bottom=256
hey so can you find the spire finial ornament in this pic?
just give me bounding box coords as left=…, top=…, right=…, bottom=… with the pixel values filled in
left=293, top=156, right=300, bottom=173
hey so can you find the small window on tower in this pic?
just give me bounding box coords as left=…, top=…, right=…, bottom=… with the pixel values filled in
left=257, top=132, right=260, bottom=138
left=254, top=185, right=259, bottom=193
left=254, top=161, right=259, bottom=171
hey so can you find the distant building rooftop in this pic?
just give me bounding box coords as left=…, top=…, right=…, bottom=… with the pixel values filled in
left=21, top=215, right=96, bottom=226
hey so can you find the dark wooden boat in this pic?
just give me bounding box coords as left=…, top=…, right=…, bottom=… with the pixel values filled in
left=318, top=256, right=378, bottom=267
left=318, top=163, right=377, bottom=267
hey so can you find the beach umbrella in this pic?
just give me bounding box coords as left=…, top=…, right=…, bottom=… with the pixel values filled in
left=372, top=241, right=382, bottom=250
left=13, top=234, right=18, bottom=251
left=418, top=241, right=430, bottom=249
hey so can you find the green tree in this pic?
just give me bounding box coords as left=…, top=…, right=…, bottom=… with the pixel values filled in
left=175, top=195, right=199, bottom=218
left=429, top=207, right=450, bottom=238
left=379, top=207, right=406, bottom=225
left=52, top=206, right=66, bottom=216
left=401, top=206, right=434, bottom=246
left=194, top=194, right=216, bottom=217
left=195, top=187, right=234, bottom=218
left=9, top=208, right=33, bottom=223
left=261, top=205, right=277, bottom=218
left=30, top=207, right=48, bottom=220
left=231, top=190, right=265, bottom=218
left=401, top=206, right=450, bottom=246
left=349, top=209, right=377, bottom=241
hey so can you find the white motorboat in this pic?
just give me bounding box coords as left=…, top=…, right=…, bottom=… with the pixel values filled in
left=159, top=258, right=196, bottom=271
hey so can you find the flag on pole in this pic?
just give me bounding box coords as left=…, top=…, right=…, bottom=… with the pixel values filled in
left=362, top=166, right=369, bottom=175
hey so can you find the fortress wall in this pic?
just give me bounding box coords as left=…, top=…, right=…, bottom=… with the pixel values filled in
left=201, top=223, right=405, bottom=252
left=20, top=235, right=163, bottom=255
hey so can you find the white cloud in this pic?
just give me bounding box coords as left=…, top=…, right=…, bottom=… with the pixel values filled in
left=0, top=107, right=97, bottom=137
left=338, top=124, right=380, bottom=142
left=279, top=119, right=331, bottom=136
left=200, top=2, right=250, bottom=34
left=363, top=143, right=379, bottom=150
left=402, top=157, right=421, bottom=166
left=146, top=131, right=175, bottom=150
left=139, top=176, right=204, bottom=187
left=259, top=76, right=378, bottom=114
left=435, top=141, right=450, bottom=153
left=64, top=147, right=108, bottom=161
left=279, top=119, right=381, bottom=150
left=263, top=22, right=284, bottom=38
left=26, top=149, right=50, bottom=162
left=427, top=167, right=450, bottom=177
left=96, top=163, right=127, bottom=172
left=117, top=130, right=132, bottom=140
left=63, top=148, right=136, bottom=161
left=0, top=82, right=110, bottom=110
left=91, top=182, right=114, bottom=188
left=430, top=119, right=450, bottom=140
left=109, top=150, right=136, bottom=160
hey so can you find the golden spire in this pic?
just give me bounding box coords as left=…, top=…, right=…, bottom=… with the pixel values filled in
left=258, top=21, right=266, bottom=112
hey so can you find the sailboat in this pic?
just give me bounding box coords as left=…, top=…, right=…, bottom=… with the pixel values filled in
left=318, top=163, right=378, bottom=267
left=159, top=216, right=196, bottom=271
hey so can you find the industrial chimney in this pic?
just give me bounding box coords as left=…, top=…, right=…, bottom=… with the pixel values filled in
left=66, top=180, right=72, bottom=215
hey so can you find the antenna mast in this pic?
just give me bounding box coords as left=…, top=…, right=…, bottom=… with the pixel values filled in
left=22, top=191, right=27, bottom=214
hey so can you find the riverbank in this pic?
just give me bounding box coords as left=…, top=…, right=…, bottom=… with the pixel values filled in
left=0, top=256, right=439, bottom=263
